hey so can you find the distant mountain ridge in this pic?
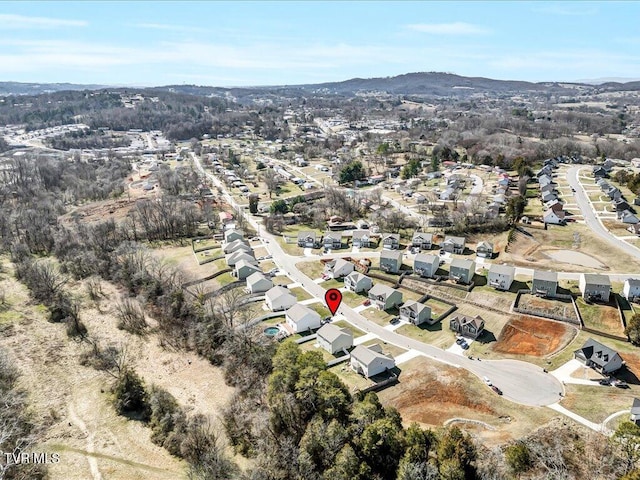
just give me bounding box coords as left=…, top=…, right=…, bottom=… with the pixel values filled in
left=4, top=72, right=640, bottom=97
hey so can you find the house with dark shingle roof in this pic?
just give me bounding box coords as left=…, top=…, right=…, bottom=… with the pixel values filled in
left=574, top=338, right=623, bottom=374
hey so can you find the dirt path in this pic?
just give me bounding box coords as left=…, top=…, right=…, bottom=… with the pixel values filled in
left=67, top=403, right=102, bottom=480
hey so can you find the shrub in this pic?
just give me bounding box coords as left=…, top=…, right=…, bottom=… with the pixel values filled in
left=112, top=368, right=150, bottom=419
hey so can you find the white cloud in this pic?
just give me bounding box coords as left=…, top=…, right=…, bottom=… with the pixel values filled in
left=405, top=22, right=490, bottom=35
left=0, top=13, right=87, bottom=28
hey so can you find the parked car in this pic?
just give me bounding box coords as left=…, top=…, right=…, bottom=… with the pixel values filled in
left=390, top=317, right=400, bottom=325
left=363, top=299, right=371, bottom=306
left=614, top=380, right=629, bottom=389
left=460, top=342, right=469, bottom=350
left=599, top=378, right=610, bottom=386
left=456, top=337, right=464, bottom=345
left=267, top=268, right=279, bottom=276
left=483, top=376, right=492, bottom=386
left=491, top=385, right=503, bottom=395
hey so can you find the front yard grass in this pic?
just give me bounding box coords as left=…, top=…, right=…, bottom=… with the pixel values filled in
left=561, top=384, right=639, bottom=423
left=289, top=287, right=312, bottom=302
left=332, top=320, right=366, bottom=338
left=396, top=321, right=453, bottom=349
left=296, top=261, right=325, bottom=280
left=576, top=297, right=625, bottom=337
left=361, top=306, right=396, bottom=326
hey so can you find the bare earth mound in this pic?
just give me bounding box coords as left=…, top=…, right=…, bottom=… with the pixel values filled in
left=493, top=316, right=574, bottom=357
left=380, top=359, right=495, bottom=426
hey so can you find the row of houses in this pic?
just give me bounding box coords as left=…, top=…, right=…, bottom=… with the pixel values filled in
left=537, top=160, right=568, bottom=225
left=223, top=231, right=265, bottom=281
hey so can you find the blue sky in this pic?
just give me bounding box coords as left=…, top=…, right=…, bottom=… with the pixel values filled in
left=0, top=1, right=639, bottom=87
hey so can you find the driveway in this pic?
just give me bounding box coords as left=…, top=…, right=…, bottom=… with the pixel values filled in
left=193, top=153, right=563, bottom=407
left=567, top=166, right=640, bottom=261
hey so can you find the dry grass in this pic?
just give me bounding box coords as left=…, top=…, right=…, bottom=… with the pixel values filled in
left=576, top=297, right=625, bottom=336
left=0, top=261, right=241, bottom=480
left=377, top=357, right=557, bottom=445
left=561, top=384, right=639, bottom=423
left=493, top=316, right=575, bottom=357
left=517, top=294, right=579, bottom=322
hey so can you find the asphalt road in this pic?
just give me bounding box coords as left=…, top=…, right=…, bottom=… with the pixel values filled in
left=567, top=166, right=640, bottom=261
left=192, top=153, right=563, bottom=407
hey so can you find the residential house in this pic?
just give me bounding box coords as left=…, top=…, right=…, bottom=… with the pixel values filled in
left=449, top=258, right=475, bottom=284
left=634, top=197, right=640, bottom=207
left=540, top=183, right=555, bottom=194
left=368, top=284, right=403, bottom=311
left=606, top=186, right=622, bottom=201
left=265, top=286, right=297, bottom=312
left=234, top=259, right=261, bottom=281
left=631, top=398, right=640, bottom=425
left=603, top=159, right=615, bottom=172
left=411, top=232, right=433, bottom=250
left=532, top=270, right=558, bottom=297
left=538, top=175, right=553, bottom=187
left=297, top=231, right=320, bottom=248
left=593, top=166, right=607, bottom=178
left=224, top=229, right=244, bottom=243
left=380, top=249, right=403, bottom=274
left=541, top=191, right=557, bottom=204
left=414, top=193, right=426, bottom=204
left=399, top=300, right=433, bottom=326
left=285, top=304, right=321, bottom=333
left=543, top=208, right=566, bottom=225
left=628, top=224, right=640, bottom=235
left=324, top=258, right=355, bottom=279
left=579, top=273, right=611, bottom=302
left=350, top=344, right=396, bottom=378
left=323, top=231, right=343, bottom=250
left=317, top=323, right=353, bottom=354
left=621, top=211, right=640, bottom=224
left=440, top=187, right=457, bottom=201
left=413, top=253, right=439, bottom=278
left=344, top=272, right=373, bottom=293
left=356, top=219, right=370, bottom=229
left=352, top=230, right=374, bottom=248
left=226, top=250, right=257, bottom=267
left=382, top=233, right=400, bottom=250
left=223, top=238, right=251, bottom=254
left=476, top=241, right=494, bottom=258
left=449, top=315, right=485, bottom=339
left=614, top=199, right=633, bottom=213
left=574, top=338, right=623, bottom=374
left=487, top=264, right=515, bottom=291
left=442, top=235, right=465, bottom=254
left=623, top=278, right=640, bottom=302
left=245, top=272, right=273, bottom=294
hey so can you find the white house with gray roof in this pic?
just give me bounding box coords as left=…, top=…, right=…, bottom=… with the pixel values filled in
left=223, top=238, right=251, bottom=254
left=579, top=273, right=611, bottom=302
left=226, top=250, right=256, bottom=267
left=380, top=249, right=403, bottom=274
left=487, top=264, right=515, bottom=291
left=350, top=344, right=395, bottom=378
left=368, top=284, right=403, bottom=310
left=323, top=231, right=343, bottom=250
left=265, top=286, right=297, bottom=312
left=532, top=270, right=558, bottom=297
left=344, top=272, right=373, bottom=293
left=399, top=300, right=432, bottom=326
left=449, top=258, right=475, bottom=284
left=352, top=230, right=374, bottom=248
left=324, top=258, right=355, bottom=279
left=285, top=304, right=321, bottom=333
left=476, top=241, right=494, bottom=258
left=245, top=272, right=273, bottom=294
left=442, top=236, right=465, bottom=254
left=413, top=253, right=439, bottom=278
left=224, top=229, right=244, bottom=243
left=317, top=323, right=353, bottom=354
left=574, top=338, right=623, bottom=374
left=411, top=232, right=433, bottom=250
left=623, top=278, right=640, bottom=302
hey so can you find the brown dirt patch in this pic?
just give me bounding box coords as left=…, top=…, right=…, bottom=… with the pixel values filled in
left=517, top=295, right=579, bottom=322
left=493, top=316, right=573, bottom=356
left=380, top=360, right=495, bottom=426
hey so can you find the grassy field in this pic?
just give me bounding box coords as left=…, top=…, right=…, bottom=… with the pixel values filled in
left=332, top=320, right=366, bottom=338
left=396, top=322, right=453, bottom=349
left=192, top=238, right=219, bottom=251
left=561, top=384, right=639, bottom=423
left=424, top=297, right=453, bottom=319
left=361, top=339, right=407, bottom=359
left=296, top=261, right=325, bottom=280
left=576, top=297, right=625, bottom=336
left=341, top=290, right=369, bottom=308
left=289, top=286, right=313, bottom=302
left=361, top=306, right=397, bottom=326
left=309, top=304, right=331, bottom=318
left=329, top=363, right=376, bottom=391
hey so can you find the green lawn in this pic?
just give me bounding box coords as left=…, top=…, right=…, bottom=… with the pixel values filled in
left=396, top=322, right=453, bottom=349
left=576, top=297, right=625, bottom=336
left=322, top=279, right=343, bottom=290
left=361, top=306, right=397, bottom=326
left=195, top=248, right=223, bottom=264
left=332, top=320, right=366, bottom=338
left=561, top=384, right=639, bottom=423
left=289, top=287, right=312, bottom=302
left=309, top=304, right=331, bottom=318
left=341, top=290, right=368, bottom=308
left=192, top=238, right=220, bottom=252
left=296, top=261, right=325, bottom=280
left=329, top=363, right=376, bottom=391
left=424, top=298, right=453, bottom=319
left=361, top=339, right=407, bottom=359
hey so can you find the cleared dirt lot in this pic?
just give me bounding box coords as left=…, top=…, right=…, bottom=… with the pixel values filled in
left=493, top=316, right=575, bottom=357
left=377, top=357, right=557, bottom=445
left=517, top=294, right=579, bottom=323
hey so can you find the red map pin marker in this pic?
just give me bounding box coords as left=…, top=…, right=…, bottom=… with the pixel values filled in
left=325, top=288, right=343, bottom=316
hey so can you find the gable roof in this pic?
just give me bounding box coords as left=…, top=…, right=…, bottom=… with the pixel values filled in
left=317, top=323, right=352, bottom=343
left=401, top=300, right=429, bottom=315
left=265, top=285, right=295, bottom=303
left=488, top=264, right=515, bottom=276
left=444, top=235, right=465, bottom=245
left=582, top=273, right=611, bottom=286
left=235, top=259, right=260, bottom=271
left=346, top=271, right=369, bottom=283
left=286, top=303, right=320, bottom=323
left=380, top=249, right=403, bottom=262
left=574, top=337, right=620, bottom=368
left=369, top=283, right=397, bottom=298
left=414, top=253, right=439, bottom=265
left=476, top=241, right=493, bottom=250
left=351, top=344, right=394, bottom=366
left=246, top=272, right=272, bottom=287
left=632, top=398, right=640, bottom=416
left=412, top=232, right=433, bottom=242
left=533, top=270, right=558, bottom=282
left=450, top=258, right=474, bottom=271
left=323, top=231, right=342, bottom=241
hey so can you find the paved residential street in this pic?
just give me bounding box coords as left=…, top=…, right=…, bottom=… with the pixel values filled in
left=567, top=166, right=640, bottom=261
left=193, top=153, right=564, bottom=407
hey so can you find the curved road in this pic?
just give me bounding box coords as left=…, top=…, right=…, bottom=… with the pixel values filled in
left=192, top=152, right=562, bottom=407
left=567, top=166, right=640, bottom=261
